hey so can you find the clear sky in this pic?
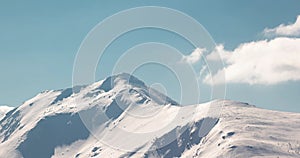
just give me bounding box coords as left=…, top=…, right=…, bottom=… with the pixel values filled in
left=1, top=0, right=300, bottom=112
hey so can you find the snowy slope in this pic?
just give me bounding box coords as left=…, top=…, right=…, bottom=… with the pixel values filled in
left=181, top=101, right=300, bottom=158
left=0, top=73, right=299, bottom=158
left=0, top=105, right=14, bottom=120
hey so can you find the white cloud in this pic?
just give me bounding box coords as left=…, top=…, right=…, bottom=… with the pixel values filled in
left=264, top=15, right=300, bottom=37
left=182, top=48, right=206, bottom=64
left=206, top=44, right=231, bottom=61
left=204, top=37, right=300, bottom=85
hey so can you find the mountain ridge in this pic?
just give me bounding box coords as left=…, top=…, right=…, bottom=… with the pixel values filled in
left=0, top=74, right=299, bottom=158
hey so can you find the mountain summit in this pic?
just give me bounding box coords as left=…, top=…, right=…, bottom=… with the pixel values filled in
left=0, top=74, right=299, bottom=158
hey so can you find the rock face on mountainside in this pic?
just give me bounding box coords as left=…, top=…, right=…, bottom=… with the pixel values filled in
left=0, top=73, right=300, bottom=158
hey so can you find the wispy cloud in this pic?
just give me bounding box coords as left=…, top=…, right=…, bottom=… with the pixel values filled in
left=264, top=15, right=300, bottom=37
left=181, top=48, right=206, bottom=64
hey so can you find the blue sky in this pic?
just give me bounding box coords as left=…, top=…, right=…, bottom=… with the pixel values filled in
left=1, top=0, right=300, bottom=112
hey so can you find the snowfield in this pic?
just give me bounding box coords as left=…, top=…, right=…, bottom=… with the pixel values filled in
left=0, top=73, right=299, bottom=158
left=0, top=105, right=14, bottom=120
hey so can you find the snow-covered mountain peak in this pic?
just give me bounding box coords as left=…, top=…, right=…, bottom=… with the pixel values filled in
left=0, top=74, right=184, bottom=157
left=90, top=73, right=178, bottom=106
left=97, top=73, right=145, bottom=91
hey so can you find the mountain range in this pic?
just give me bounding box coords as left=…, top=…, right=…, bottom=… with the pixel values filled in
left=0, top=73, right=299, bottom=158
